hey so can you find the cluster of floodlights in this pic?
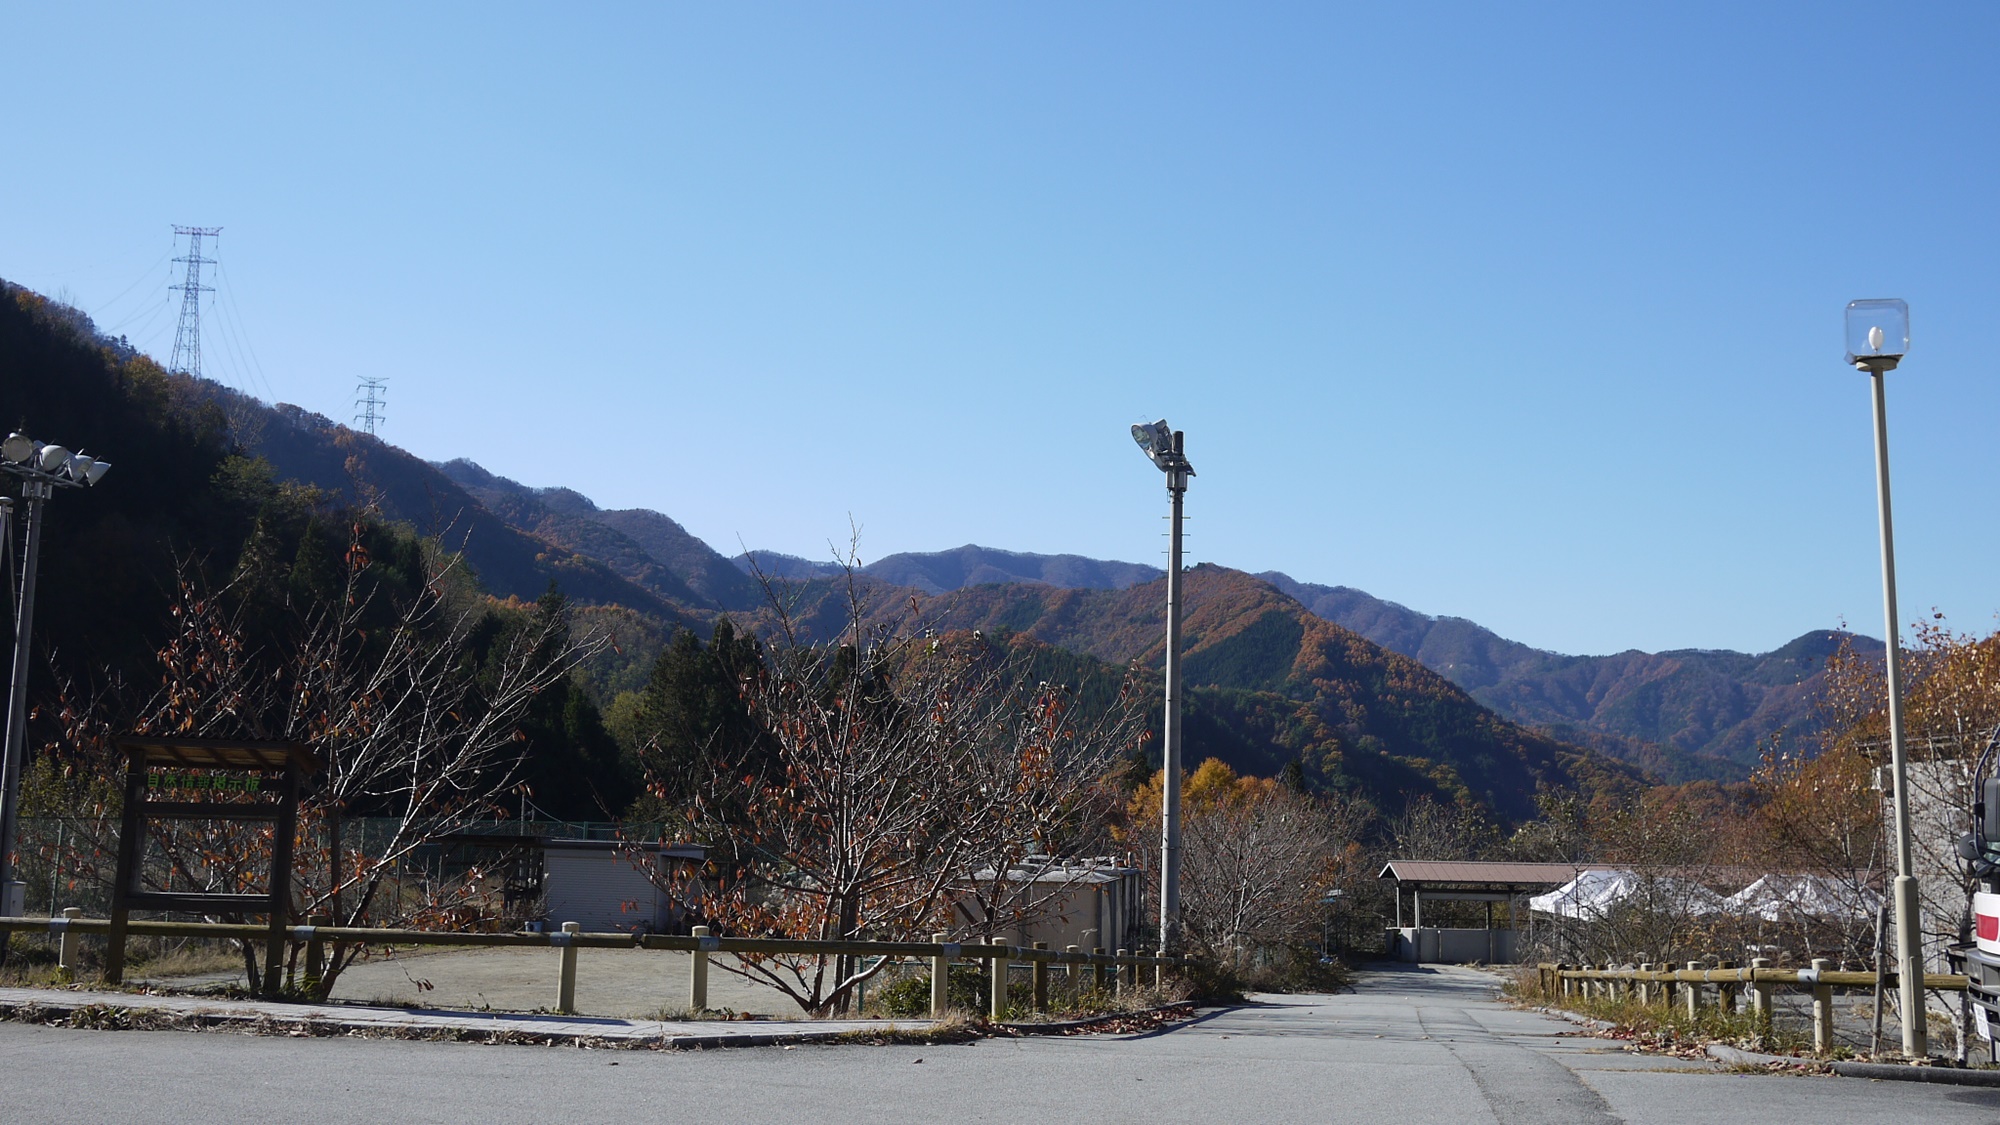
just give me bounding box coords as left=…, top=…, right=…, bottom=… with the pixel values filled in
left=0, top=432, right=110, bottom=487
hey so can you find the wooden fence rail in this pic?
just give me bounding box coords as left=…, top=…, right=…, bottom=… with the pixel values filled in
left=1538, top=960, right=1970, bottom=1054
left=0, top=912, right=1189, bottom=1020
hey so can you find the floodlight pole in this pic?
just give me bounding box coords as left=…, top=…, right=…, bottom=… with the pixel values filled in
left=1864, top=360, right=1926, bottom=1059
left=0, top=480, right=49, bottom=917
left=1160, top=431, right=1188, bottom=955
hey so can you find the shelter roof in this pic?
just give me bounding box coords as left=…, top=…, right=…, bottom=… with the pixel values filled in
left=115, top=736, right=319, bottom=774
left=1378, top=860, right=1622, bottom=889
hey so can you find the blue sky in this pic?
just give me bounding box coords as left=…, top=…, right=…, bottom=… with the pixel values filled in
left=4, top=3, right=1998, bottom=656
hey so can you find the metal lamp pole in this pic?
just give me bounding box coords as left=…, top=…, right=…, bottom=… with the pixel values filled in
left=1130, top=420, right=1194, bottom=955
left=0, top=481, right=49, bottom=918
left=0, top=434, right=109, bottom=920
left=1845, top=299, right=1925, bottom=1058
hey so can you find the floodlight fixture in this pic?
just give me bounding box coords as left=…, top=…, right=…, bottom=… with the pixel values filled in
left=1130, top=418, right=1195, bottom=478
left=0, top=434, right=30, bottom=465
left=1845, top=298, right=1909, bottom=371
left=83, top=460, right=110, bottom=486
left=35, top=445, right=68, bottom=473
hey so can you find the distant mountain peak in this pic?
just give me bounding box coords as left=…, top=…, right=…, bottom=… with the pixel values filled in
left=730, top=543, right=1163, bottom=596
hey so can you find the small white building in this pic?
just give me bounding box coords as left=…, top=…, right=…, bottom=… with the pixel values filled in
left=540, top=840, right=705, bottom=934
left=954, top=857, right=1148, bottom=952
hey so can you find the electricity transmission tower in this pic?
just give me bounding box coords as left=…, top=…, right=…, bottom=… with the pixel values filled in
left=355, top=377, right=388, bottom=436
left=168, top=225, right=222, bottom=377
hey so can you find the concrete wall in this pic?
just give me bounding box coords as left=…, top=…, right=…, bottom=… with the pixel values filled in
left=1386, top=927, right=1521, bottom=965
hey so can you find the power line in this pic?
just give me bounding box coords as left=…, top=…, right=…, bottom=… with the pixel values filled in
left=168, top=225, right=222, bottom=378
left=355, top=377, right=387, bottom=436
left=215, top=261, right=274, bottom=400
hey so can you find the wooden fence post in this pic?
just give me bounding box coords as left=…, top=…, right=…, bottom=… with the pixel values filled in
left=690, top=925, right=710, bottom=1012
left=1749, top=957, right=1773, bottom=1035
left=1116, top=949, right=1129, bottom=997
left=1717, top=960, right=1738, bottom=1013
left=299, top=913, right=330, bottom=996
left=1032, top=942, right=1049, bottom=1012
left=990, top=947, right=1010, bottom=1021
left=556, top=922, right=580, bottom=1014
left=1811, top=958, right=1834, bottom=1054
left=932, top=932, right=951, bottom=1018
left=1094, top=946, right=1110, bottom=993
left=1684, top=962, right=1702, bottom=1019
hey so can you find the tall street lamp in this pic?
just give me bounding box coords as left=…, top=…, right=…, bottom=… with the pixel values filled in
left=1845, top=298, right=1925, bottom=1059
left=0, top=432, right=110, bottom=919
left=1130, top=419, right=1193, bottom=955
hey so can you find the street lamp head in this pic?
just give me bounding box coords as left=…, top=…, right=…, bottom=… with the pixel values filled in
left=1845, top=298, right=1909, bottom=371
left=83, top=460, right=110, bottom=486
left=35, top=445, right=69, bottom=473
left=0, top=434, right=32, bottom=465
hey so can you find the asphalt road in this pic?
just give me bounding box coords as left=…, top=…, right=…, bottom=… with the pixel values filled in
left=6, top=964, right=1999, bottom=1124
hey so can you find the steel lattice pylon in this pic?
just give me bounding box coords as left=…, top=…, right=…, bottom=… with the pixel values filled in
left=355, top=377, right=388, bottom=436
left=168, top=225, right=222, bottom=377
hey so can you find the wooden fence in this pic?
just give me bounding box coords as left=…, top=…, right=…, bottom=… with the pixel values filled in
left=1, top=910, right=1188, bottom=1020
left=1540, top=959, right=1969, bottom=1053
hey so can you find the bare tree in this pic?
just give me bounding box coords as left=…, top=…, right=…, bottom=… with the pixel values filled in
left=662, top=560, right=1140, bottom=1016
left=1127, top=759, right=1370, bottom=968
left=35, top=537, right=592, bottom=995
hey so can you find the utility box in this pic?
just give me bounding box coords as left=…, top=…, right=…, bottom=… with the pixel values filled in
left=540, top=841, right=705, bottom=934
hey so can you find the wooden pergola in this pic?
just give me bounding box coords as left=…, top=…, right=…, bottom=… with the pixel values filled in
left=106, top=737, right=320, bottom=994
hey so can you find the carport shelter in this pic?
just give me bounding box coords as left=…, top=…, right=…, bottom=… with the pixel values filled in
left=1378, top=860, right=1619, bottom=964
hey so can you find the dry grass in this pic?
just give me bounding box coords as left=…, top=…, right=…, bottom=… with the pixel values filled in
left=1503, top=966, right=1815, bottom=1057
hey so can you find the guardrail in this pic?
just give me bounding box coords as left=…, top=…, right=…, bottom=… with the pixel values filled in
left=1, top=911, right=1189, bottom=1020
left=1539, top=959, right=1971, bottom=1053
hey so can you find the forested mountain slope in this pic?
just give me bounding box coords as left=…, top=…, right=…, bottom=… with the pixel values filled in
left=885, top=565, right=1646, bottom=821
left=1258, top=573, right=1873, bottom=775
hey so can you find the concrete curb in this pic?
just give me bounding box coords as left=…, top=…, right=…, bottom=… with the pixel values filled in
left=1829, top=1061, right=2000, bottom=1087
left=1532, top=1005, right=1618, bottom=1032
left=1705, top=1043, right=1799, bottom=1067
left=1705, top=1042, right=2000, bottom=1086
left=1001, top=1003, right=1195, bottom=1035
left=0, top=987, right=938, bottom=1048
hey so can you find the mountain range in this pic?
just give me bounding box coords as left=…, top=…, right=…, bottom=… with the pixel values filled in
left=414, top=452, right=1858, bottom=782
left=2, top=276, right=1864, bottom=823
left=248, top=408, right=1849, bottom=785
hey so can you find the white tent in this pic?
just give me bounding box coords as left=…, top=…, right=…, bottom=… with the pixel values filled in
left=1723, top=874, right=1880, bottom=922
left=1527, top=869, right=1728, bottom=920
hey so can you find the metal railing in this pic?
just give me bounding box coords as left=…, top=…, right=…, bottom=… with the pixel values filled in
left=1, top=912, right=1189, bottom=1020
left=1540, top=959, right=1969, bottom=1053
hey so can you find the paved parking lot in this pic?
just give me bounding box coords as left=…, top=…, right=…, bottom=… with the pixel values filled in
left=13, top=964, right=2000, bottom=1124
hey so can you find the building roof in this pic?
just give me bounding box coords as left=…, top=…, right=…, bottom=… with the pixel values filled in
left=1378, top=860, right=1623, bottom=888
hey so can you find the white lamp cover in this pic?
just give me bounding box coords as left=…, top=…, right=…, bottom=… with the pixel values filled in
left=0, top=433, right=32, bottom=464
left=84, top=461, right=110, bottom=485
left=67, top=454, right=94, bottom=480
left=37, top=444, right=69, bottom=472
